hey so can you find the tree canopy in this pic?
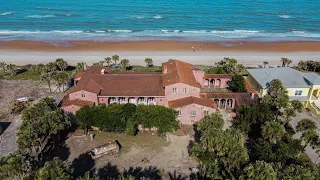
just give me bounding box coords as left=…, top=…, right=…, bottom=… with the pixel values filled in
left=228, top=75, right=247, bottom=92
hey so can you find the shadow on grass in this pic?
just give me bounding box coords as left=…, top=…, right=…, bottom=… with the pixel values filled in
left=71, top=153, right=95, bottom=178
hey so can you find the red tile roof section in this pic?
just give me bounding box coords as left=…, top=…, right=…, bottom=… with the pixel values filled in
left=168, top=96, right=216, bottom=108
left=91, top=74, right=165, bottom=96
left=245, top=80, right=256, bottom=94
left=162, top=60, right=201, bottom=87
left=61, top=95, right=95, bottom=107
left=69, top=70, right=165, bottom=96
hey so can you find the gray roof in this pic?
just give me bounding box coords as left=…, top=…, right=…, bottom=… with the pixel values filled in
left=247, top=67, right=320, bottom=88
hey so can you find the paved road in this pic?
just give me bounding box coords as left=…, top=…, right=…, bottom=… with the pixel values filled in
left=0, top=115, right=22, bottom=156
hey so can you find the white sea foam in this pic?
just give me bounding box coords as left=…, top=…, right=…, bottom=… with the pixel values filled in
left=0, top=12, right=14, bottom=16
left=131, top=15, right=144, bottom=19
left=153, top=15, right=162, bottom=19
left=279, top=15, right=291, bottom=19
left=107, top=30, right=133, bottom=33
left=25, top=15, right=55, bottom=19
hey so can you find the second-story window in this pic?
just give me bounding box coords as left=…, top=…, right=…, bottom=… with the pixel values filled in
left=295, top=90, right=303, bottom=96
left=81, top=94, right=85, bottom=97
left=182, top=88, right=187, bottom=94
left=204, top=110, right=209, bottom=116
left=172, top=88, right=177, bottom=94
left=191, top=111, right=196, bottom=117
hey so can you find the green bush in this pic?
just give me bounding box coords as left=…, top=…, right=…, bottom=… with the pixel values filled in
left=76, top=104, right=178, bottom=135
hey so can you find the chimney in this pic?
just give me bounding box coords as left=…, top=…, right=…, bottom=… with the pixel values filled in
left=84, top=64, right=88, bottom=71
left=101, top=69, right=106, bottom=74
left=251, top=93, right=255, bottom=100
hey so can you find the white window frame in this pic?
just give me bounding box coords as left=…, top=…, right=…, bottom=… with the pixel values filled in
left=177, top=110, right=182, bottom=116
left=204, top=110, right=209, bottom=116
left=149, top=97, right=155, bottom=102
left=182, top=88, right=187, bottom=94
left=295, top=90, right=303, bottom=96
left=81, top=94, right=85, bottom=97
left=191, top=111, right=196, bottom=117
left=110, top=97, right=116, bottom=103
left=172, top=88, right=177, bottom=94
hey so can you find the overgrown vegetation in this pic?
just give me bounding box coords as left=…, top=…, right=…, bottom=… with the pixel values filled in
left=76, top=103, right=179, bottom=135
left=190, top=79, right=320, bottom=179
left=0, top=97, right=71, bottom=179
left=228, top=74, right=247, bottom=92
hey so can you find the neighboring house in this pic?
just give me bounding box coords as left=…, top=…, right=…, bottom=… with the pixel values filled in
left=247, top=67, right=320, bottom=119
left=62, top=60, right=255, bottom=124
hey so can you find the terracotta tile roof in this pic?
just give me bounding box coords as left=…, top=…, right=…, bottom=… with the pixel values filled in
left=61, top=95, right=95, bottom=107
left=245, top=80, right=256, bottom=94
left=162, top=60, right=201, bottom=87
left=168, top=96, right=216, bottom=108
left=92, top=74, right=165, bottom=96
left=200, top=92, right=255, bottom=107
left=200, top=92, right=238, bottom=99
left=234, top=93, right=255, bottom=106
left=69, top=73, right=165, bottom=96
left=74, top=66, right=111, bottom=80
left=204, top=74, right=233, bottom=79
left=74, top=71, right=84, bottom=79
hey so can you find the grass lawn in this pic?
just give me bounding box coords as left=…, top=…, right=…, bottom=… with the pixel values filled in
left=92, top=131, right=168, bottom=153
left=0, top=71, right=4, bottom=79
left=8, top=71, right=41, bottom=80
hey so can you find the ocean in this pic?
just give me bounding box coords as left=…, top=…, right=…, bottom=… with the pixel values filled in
left=1, top=0, right=320, bottom=42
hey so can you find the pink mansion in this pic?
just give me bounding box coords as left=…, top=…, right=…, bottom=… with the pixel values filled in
left=62, top=60, right=255, bottom=124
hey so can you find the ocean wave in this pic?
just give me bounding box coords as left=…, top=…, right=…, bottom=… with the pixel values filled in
left=279, top=15, right=292, bottom=19
left=25, top=14, right=55, bottom=19
left=0, top=12, right=14, bottom=16
left=153, top=15, right=162, bottom=19
left=1, top=30, right=320, bottom=39
left=131, top=15, right=144, bottom=19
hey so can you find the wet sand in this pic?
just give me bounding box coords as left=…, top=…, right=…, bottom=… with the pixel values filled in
left=1, top=40, right=320, bottom=52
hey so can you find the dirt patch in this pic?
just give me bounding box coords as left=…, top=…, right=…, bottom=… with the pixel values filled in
left=0, top=80, right=51, bottom=121
left=66, top=131, right=198, bottom=177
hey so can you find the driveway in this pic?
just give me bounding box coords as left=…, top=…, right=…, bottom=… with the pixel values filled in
left=290, top=110, right=320, bottom=163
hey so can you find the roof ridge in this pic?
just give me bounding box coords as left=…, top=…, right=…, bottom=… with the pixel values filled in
left=89, top=77, right=103, bottom=89
left=173, top=60, right=181, bottom=82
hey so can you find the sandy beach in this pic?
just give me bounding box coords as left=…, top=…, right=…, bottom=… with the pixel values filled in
left=0, top=40, right=320, bottom=66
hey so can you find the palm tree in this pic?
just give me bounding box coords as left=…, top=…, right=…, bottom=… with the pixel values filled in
left=145, top=58, right=153, bottom=67
left=296, top=119, right=318, bottom=148
left=312, top=61, right=320, bottom=72
left=6, top=64, right=16, bottom=76
left=112, top=54, right=120, bottom=67
left=263, top=61, right=269, bottom=68
left=298, top=61, right=307, bottom=70
left=296, top=119, right=317, bottom=132
left=76, top=62, right=85, bottom=72
left=0, top=62, right=7, bottom=74
left=301, top=130, right=319, bottom=148
left=281, top=58, right=288, bottom=67
left=261, top=121, right=286, bottom=144
left=286, top=59, right=292, bottom=67
left=55, top=58, right=68, bottom=71
left=120, top=59, right=129, bottom=69
left=41, top=72, right=53, bottom=92
left=104, top=57, right=112, bottom=67
left=240, top=161, right=277, bottom=180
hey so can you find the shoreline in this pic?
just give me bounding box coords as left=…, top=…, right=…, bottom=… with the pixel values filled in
left=1, top=51, right=320, bottom=67
left=1, top=40, right=320, bottom=52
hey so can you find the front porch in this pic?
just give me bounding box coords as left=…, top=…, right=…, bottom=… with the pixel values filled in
left=213, top=98, right=235, bottom=109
